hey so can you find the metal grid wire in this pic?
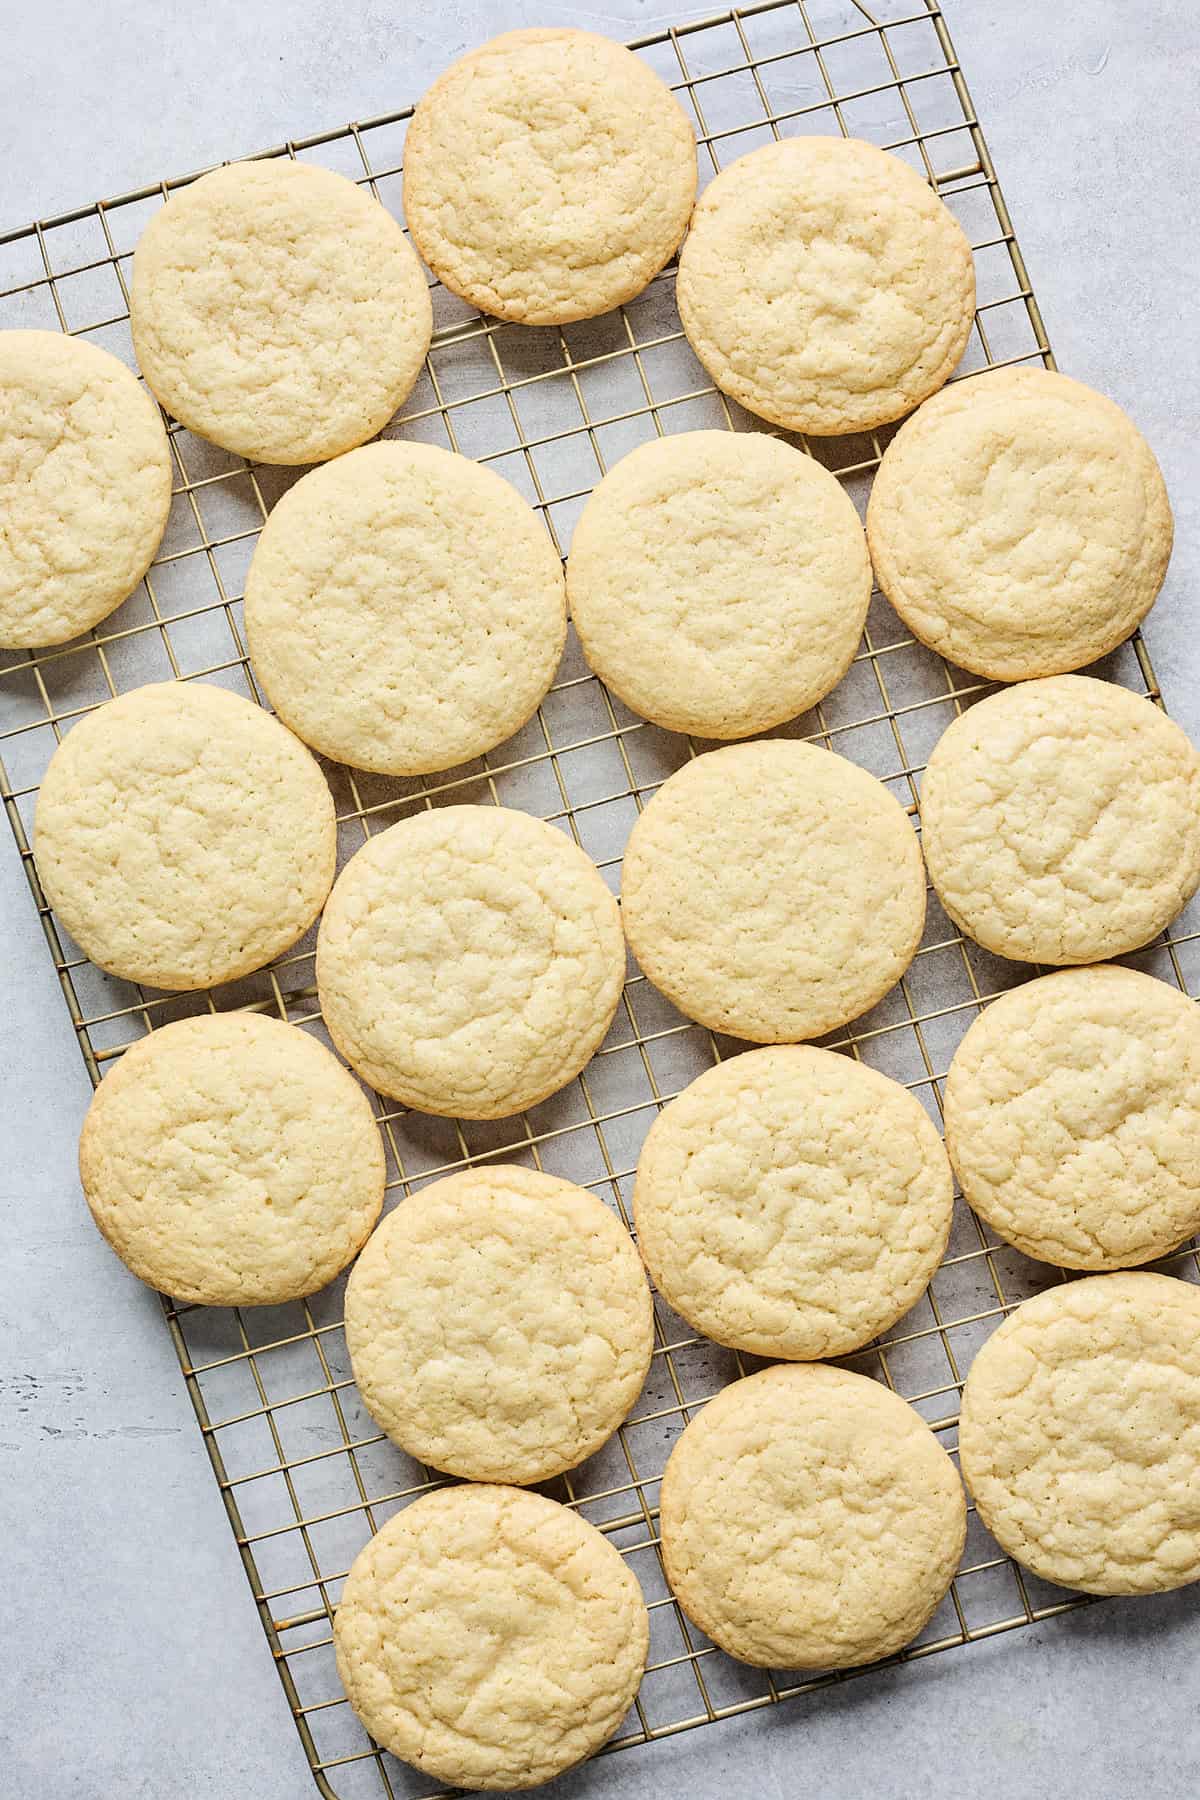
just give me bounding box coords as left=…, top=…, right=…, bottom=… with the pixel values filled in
left=3, top=2, right=1199, bottom=1795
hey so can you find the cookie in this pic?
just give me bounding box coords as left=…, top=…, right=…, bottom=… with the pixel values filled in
left=920, top=676, right=1200, bottom=965
left=244, top=440, right=565, bottom=775
left=0, top=331, right=171, bottom=648
left=130, top=159, right=431, bottom=463
left=621, top=740, right=925, bottom=1041
left=660, top=1364, right=965, bottom=1667
left=316, top=805, right=624, bottom=1117
left=79, top=1012, right=383, bottom=1306
left=959, top=1273, right=1200, bottom=1595
left=403, top=29, right=697, bottom=325
left=635, top=1046, right=952, bottom=1358
left=677, top=136, right=975, bottom=436
left=346, top=1165, right=651, bottom=1483
left=334, top=1484, right=648, bottom=1789
left=945, top=967, right=1200, bottom=1271
left=34, top=681, right=335, bottom=991
left=566, top=430, right=871, bottom=738
left=867, top=368, right=1173, bottom=680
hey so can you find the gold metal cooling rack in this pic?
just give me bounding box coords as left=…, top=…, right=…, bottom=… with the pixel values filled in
left=3, top=1, right=1198, bottom=1794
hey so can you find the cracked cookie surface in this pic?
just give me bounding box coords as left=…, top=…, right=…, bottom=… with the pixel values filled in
left=867, top=368, right=1172, bottom=680
left=0, top=331, right=171, bottom=648
left=403, top=28, right=696, bottom=325
left=346, top=1165, right=651, bottom=1482
left=946, top=966, right=1200, bottom=1270
left=635, top=1046, right=952, bottom=1358
left=566, top=430, right=871, bottom=738
left=677, top=136, right=974, bottom=435
left=80, top=1012, right=384, bottom=1305
left=244, top=440, right=565, bottom=775
left=316, top=805, right=624, bottom=1117
left=920, top=675, right=1200, bottom=964
left=959, top=1273, right=1200, bottom=1594
left=34, top=681, right=335, bottom=990
left=660, top=1363, right=965, bottom=1667
left=131, top=159, right=432, bottom=463
left=620, top=740, right=925, bottom=1042
left=333, top=1484, right=648, bottom=1789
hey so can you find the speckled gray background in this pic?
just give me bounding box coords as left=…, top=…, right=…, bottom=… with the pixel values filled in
left=2, top=3, right=1198, bottom=1795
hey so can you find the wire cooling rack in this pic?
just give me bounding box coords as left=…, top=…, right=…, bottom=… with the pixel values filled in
left=3, top=1, right=1199, bottom=1794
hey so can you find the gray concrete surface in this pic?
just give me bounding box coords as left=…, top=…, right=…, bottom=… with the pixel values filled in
left=2, top=2, right=1199, bottom=1795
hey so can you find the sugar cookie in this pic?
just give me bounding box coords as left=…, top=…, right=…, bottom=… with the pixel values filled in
left=921, top=676, right=1200, bottom=964
left=867, top=368, right=1172, bottom=679
left=567, top=430, right=871, bottom=738
left=345, top=1165, right=651, bottom=1482
left=34, top=681, right=335, bottom=991
left=80, top=1012, right=383, bottom=1305
left=0, top=331, right=171, bottom=648
left=334, top=1485, right=648, bottom=1788
left=245, top=440, right=565, bottom=774
left=131, top=159, right=431, bottom=462
left=945, top=966, right=1200, bottom=1269
left=660, top=1364, right=965, bottom=1666
left=621, top=741, right=925, bottom=1041
left=677, top=136, right=974, bottom=435
left=317, top=805, right=624, bottom=1116
left=959, top=1273, right=1200, bottom=1594
left=403, top=29, right=696, bottom=324
left=635, top=1046, right=952, bottom=1357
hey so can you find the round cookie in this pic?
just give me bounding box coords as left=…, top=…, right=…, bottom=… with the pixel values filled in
left=959, top=1273, right=1200, bottom=1595
left=0, top=331, right=172, bottom=648
left=677, top=136, right=975, bottom=436
left=244, top=440, right=565, bottom=775
left=660, top=1364, right=965, bottom=1667
left=621, top=740, right=925, bottom=1042
left=867, top=368, right=1173, bottom=680
left=945, top=967, right=1200, bottom=1271
left=402, top=29, right=697, bottom=325
left=34, top=681, right=335, bottom=991
left=345, top=1165, right=651, bottom=1482
left=566, top=431, right=871, bottom=739
left=334, top=1484, right=648, bottom=1789
left=316, top=805, right=624, bottom=1117
left=79, top=1012, right=384, bottom=1306
left=130, top=159, right=432, bottom=463
left=921, top=676, right=1200, bottom=965
left=635, top=1046, right=953, bottom=1357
